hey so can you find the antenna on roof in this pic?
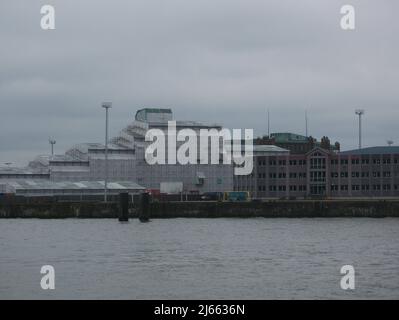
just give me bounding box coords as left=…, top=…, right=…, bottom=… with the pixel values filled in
left=49, top=137, right=56, bottom=156
left=387, top=140, right=394, bottom=146
left=305, top=109, right=308, bottom=137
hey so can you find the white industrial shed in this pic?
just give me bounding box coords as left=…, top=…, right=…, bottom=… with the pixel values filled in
left=0, top=180, right=145, bottom=197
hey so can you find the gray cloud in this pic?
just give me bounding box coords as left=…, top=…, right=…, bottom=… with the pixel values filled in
left=1, top=0, right=398, bottom=165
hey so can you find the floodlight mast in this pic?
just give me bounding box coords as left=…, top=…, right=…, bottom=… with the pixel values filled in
left=355, top=109, right=365, bottom=149
left=102, top=102, right=112, bottom=203
left=49, top=138, right=56, bottom=156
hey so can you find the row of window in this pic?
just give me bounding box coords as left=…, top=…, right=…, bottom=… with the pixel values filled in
left=331, top=158, right=399, bottom=165
left=260, top=159, right=399, bottom=168
left=331, top=184, right=398, bottom=191
left=331, top=171, right=393, bottom=178
left=258, top=171, right=397, bottom=180
left=258, top=185, right=308, bottom=192
left=259, top=158, right=399, bottom=167
left=257, top=184, right=399, bottom=192
left=258, top=160, right=307, bottom=166
left=258, top=173, right=307, bottom=179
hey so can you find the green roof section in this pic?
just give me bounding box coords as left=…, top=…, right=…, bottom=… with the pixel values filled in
left=270, top=132, right=309, bottom=143
left=135, top=108, right=172, bottom=121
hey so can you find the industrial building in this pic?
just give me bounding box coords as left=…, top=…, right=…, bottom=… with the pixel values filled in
left=2, top=109, right=399, bottom=199
left=0, top=108, right=233, bottom=196
left=0, top=180, right=144, bottom=197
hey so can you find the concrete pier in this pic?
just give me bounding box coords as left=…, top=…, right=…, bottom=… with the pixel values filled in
left=1, top=199, right=399, bottom=218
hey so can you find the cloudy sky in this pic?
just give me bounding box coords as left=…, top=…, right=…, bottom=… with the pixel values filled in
left=1, top=0, right=398, bottom=166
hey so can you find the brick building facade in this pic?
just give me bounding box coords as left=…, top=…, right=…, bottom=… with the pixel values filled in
left=235, top=146, right=399, bottom=198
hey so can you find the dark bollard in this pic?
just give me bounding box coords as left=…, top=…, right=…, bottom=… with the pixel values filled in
left=139, top=192, right=150, bottom=222
left=119, top=192, right=129, bottom=222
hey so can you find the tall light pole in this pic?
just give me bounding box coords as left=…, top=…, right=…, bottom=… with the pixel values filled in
left=102, top=102, right=112, bottom=202
left=355, top=109, right=364, bottom=149
left=49, top=138, right=56, bottom=156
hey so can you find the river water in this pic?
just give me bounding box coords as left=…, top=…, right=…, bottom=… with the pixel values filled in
left=0, top=218, right=398, bottom=299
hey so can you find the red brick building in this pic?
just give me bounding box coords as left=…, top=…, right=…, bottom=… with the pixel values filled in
left=234, top=146, right=399, bottom=199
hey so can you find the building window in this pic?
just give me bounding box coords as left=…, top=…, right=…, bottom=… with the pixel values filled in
left=340, top=185, right=348, bottom=191
left=351, top=172, right=360, bottom=178
left=310, top=158, right=326, bottom=169
left=298, top=172, right=307, bottom=178
left=373, top=172, right=381, bottom=178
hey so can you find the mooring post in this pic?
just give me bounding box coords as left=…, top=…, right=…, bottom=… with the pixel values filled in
left=139, top=192, right=150, bottom=222
left=118, top=192, right=129, bottom=222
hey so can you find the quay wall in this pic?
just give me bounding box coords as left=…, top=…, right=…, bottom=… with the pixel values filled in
left=1, top=200, right=399, bottom=218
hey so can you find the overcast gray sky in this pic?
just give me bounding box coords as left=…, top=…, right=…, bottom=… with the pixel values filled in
left=1, top=0, right=398, bottom=166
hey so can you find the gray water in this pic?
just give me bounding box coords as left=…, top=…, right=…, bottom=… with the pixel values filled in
left=0, top=218, right=398, bottom=299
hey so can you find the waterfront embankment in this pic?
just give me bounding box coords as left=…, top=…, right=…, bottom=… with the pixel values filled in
left=1, top=200, right=399, bottom=218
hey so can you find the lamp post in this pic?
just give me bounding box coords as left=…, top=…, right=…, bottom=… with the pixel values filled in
left=102, top=102, right=112, bottom=202
left=355, top=109, right=364, bottom=149
left=49, top=138, right=56, bottom=156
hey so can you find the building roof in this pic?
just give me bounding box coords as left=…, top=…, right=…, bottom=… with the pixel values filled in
left=149, top=120, right=222, bottom=129
left=135, top=108, right=173, bottom=122
left=253, top=145, right=290, bottom=153
left=1, top=179, right=145, bottom=193
left=270, top=132, right=308, bottom=143
left=340, top=146, right=399, bottom=155
left=0, top=167, right=49, bottom=175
